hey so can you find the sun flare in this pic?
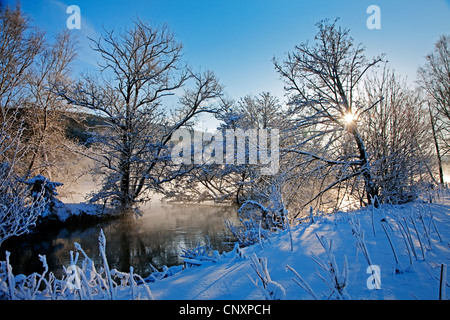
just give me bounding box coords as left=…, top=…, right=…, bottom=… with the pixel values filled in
left=343, top=112, right=356, bottom=125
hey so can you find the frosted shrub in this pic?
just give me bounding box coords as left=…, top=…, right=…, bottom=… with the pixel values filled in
left=226, top=199, right=288, bottom=247
left=250, top=253, right=286, bottom=300
left=349, top=217, right=374, bottom=267
left=311, top=234, right=350, bottom=300
left=24, top=174, right=64, bottom=218
left=180, top=236, right=214, bottom=261
left=0, top=163, right=47, bottom=246
left=287, top=234, right=350, bottom=300
left=225, top=217, right=271, bottom=247
left=286, top=264, right=319, bottom=300
left=0, top=251, right=48, bottom=300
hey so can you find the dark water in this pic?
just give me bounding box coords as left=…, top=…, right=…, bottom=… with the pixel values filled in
left=0, top=202, right=238, bottom=278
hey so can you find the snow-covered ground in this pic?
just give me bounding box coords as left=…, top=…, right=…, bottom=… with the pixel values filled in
left=147, top=199, right=450, bottom=300
left=2, top=197, right=449, bottom=300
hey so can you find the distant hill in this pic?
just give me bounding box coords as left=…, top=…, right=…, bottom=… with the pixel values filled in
left=61, top=111, right=109, bottom=147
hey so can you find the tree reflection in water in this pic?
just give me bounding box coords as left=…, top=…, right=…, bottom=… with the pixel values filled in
left=1, top=202, right=238, bottom=278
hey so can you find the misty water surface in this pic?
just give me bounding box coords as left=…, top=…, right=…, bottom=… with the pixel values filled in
left=1, top=201, right=239, bottom=278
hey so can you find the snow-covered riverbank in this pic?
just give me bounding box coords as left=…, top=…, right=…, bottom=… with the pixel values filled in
left=1, top=198, right=449, bottom=300
left=149, top=199, right=450, bottom=300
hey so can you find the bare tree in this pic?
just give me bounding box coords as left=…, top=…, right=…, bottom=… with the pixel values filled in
left=362, top=66, right=433, bottom=203
left=53, top=20, right=223, bottom=211
left=22, top=30, right=76, bottom=179
left=0, top=2, right=42, bottom=168
left=162, top=92, right=285, bottom=205
left=273, top=19, right=383, bottom=214
left=236, top=92, right=284, bottom=130
left=0, top=3, right=47, bottom=245
left=418, top=35, right=450, bottom=184
left=427, top=101, right=445, bottom=184
left=0, top=3, right=43, bottom=113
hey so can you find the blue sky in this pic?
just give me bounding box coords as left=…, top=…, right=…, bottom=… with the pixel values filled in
left=9, top=0, right=450, bottom=128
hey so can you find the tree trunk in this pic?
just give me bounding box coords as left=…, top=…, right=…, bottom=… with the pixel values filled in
left=429, top=104, right=445, bottom=184
left=351, top=126, right=379, bottom=206
left=119, top=131, right=133, bottom=209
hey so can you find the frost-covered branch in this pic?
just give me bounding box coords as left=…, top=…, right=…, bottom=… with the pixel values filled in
left=249, top=253, right=285, bottom=300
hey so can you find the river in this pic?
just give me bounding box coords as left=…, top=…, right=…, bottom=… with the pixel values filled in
left=0, top=201, right=239, bottom=279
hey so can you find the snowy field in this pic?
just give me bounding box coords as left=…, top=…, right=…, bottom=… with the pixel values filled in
left=1, top=197, right=449, bottom=300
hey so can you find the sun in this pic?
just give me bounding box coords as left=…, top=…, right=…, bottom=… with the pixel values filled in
left=343, top=112, right=356, bottom=125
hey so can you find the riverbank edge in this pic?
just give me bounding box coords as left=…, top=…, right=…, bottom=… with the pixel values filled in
left=33, top=202, right=122, bottom=233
